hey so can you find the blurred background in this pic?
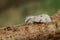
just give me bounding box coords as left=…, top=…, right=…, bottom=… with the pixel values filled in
left=0, top=0, right=60, bottom=27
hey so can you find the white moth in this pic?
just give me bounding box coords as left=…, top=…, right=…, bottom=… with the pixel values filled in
left=25, top=14, right=51, bottom=24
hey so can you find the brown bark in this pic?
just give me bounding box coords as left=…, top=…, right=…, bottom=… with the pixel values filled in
left=0, top=10, right=60, bottom=40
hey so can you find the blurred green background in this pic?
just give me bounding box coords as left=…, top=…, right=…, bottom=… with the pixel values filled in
left=0, top=0, right=60, bottom=27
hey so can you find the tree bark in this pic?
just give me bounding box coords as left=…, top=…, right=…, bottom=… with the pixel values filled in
left=0, top=10, right=60, bottom=40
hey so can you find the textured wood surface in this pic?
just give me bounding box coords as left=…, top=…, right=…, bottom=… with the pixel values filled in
left=0, top=10, right=60, bottom=40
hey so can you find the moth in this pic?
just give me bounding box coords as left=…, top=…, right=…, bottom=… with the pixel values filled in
left=25, top=14, right=51, bottom=24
